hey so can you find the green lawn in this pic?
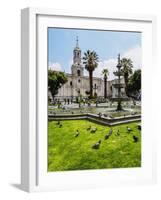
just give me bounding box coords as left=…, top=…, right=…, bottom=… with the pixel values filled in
left=48, top=120, right=141, bottom=171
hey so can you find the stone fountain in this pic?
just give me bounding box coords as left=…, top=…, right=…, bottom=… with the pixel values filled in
left=112, top=54, right=129, bottom=111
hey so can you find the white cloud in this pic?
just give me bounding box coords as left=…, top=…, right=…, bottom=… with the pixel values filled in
left=49, top=62, right=62, bottom=71
left=93, top=58, right=117, bottom=80
left=123, top=45, right=141, bottom=70
left=92, top=45, right=141, bottom=80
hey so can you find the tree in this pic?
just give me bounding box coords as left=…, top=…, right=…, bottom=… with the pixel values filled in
left=48, top=70, right=68, bottom=100
left=121, top=58, right=133, bottom=96
left=128, top=69, right=141, bottom=99
left=102, top=68, right=109, bottom=99
left=83, top=50, right=99, bottom=99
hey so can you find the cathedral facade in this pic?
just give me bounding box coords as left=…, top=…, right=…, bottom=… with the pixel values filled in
left=54, top=38, right=125, bottom=101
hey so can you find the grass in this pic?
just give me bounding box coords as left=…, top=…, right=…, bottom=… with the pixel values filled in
left=48, top=120, right=141, bottom=172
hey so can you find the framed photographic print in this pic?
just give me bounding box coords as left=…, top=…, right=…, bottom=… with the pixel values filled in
left=21, top=8, right=156, bottom=192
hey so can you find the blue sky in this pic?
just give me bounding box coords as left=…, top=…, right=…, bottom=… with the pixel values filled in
left=48, top=28, right=141, bottom=80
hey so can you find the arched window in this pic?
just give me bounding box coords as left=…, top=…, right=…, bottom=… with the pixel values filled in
left=77, top=70, right=81, bottom=76
left=70, top=81, right=72, bottom=86
left=78, top=79, right=81, bottom=83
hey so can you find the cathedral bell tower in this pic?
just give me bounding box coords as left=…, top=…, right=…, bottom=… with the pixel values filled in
left=71, top=37, right=84, bottom=77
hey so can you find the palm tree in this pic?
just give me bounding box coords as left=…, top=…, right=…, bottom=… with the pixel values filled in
left=102, top=68, right=109, bottom=99
left=83, top=50, right=99, bottom=99
left=121, top=58, right=133, bottom=96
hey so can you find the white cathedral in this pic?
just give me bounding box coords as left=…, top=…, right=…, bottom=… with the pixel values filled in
left=53, top=38, right=125, bottom=101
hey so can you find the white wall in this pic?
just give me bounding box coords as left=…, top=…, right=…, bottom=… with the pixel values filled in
left=0, top=0, right=160, bottom=199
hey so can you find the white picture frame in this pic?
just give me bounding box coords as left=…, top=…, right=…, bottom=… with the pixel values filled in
left=21, top=7, right=157, bottom=192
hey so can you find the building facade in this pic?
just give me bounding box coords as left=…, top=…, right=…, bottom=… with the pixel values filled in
left=53, top=38, right=125, bottom=101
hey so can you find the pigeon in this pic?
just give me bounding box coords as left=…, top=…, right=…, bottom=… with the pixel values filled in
left=57, top=121, right=60, bottom=125
left=98, top=112, right=102, bottom=118
left=74, top=130, right=80, bottom=137
left=87, top=125, right=91, bottom=131
left=133, top=135, right=139, bottom=142
left=127, top=126, right=132, bottom=133
left=92, top=140, right=101, bottom=149
left=138, top=124, right=141, bottom=130
left=90, top=127, right=97, bottom=133
left=105, top=133, right=110, bottom=140
left=59, top=124, right=62, bottom=128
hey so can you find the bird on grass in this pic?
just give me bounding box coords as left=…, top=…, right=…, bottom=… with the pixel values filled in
left=87, top=125, right=91, bottom=131
left=74, top=130, right=80, bottom=137
left=59, top=124, right=62, bottom=128
left=133, top=135, right=139, bottom=143
left=105, top=128, right=113, bottom=139
left=138, top=124, right=141, bottom=131
left=92, top=140, right=101, bottom=149
left=90, top=127, right=97, bottom=133
left=127, top=126, right=132, bottom=133
left=57, top=121, right=60, bottom=125
left=104, top=133, right=110, bottom=140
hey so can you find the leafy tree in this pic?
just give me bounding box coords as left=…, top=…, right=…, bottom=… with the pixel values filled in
left=102, top=68, right=109, bottom=99
left=121, top=58, right=133, bottom=96
left=48, top=70, right=68, bottom=99
left=83, top=50, right=99, bottom=99
left=128, top=69, right=141, bottom=99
